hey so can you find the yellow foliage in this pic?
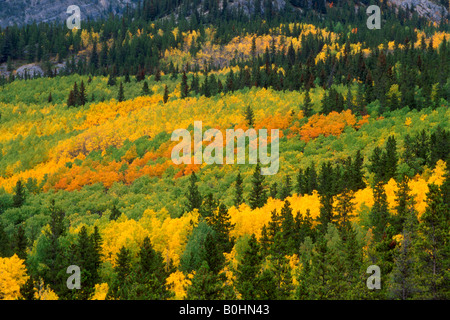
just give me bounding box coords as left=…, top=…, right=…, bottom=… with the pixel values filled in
left=91, top=283, right=109, bottom=300
left=0, top=254, right=28, bottom=300
left=167, top=270, right=191, bottom=300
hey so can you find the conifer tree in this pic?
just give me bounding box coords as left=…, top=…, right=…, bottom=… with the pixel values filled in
left=141, top=80, right=150, bottom=96
left=233, top=172, right=244, bottom=207
left=0, top=222, right=10, bottom=257
left=235, top=234, right=262, bottom=300
left=12, top=179, right=26, bottom=208
left=280, top=175, right=292, bottom=200
left=185, top=172, right=202, bottom=213
left=243, top=105, right=254, bottom=128
left=19, top=276, right=36, bottom=300
left=185, top=261, right=226, bottom=300
left=78, top=80, right=87, bottom=106
left=14, top=224, right=27, bottom=260
left=302, top=89, right=313, bottom=117
left=117, top=81, right=125, bottom=102
left=181, top=71, right=189, bottom=99
left=163, top=85, right=169, bottom=103
left=248, top=163, right=267, bottom=209
left=211, top=203, right=235, bottom=253
left=370, top=181, right=390, bottom=242
left=414, top=184, right=449, bottom=299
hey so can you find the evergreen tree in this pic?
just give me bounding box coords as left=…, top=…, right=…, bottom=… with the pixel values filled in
left=141, top=80, right=150, bottom=96
left=109, top=204, right=121, bottom=221
left=414, top=184, right=449, bottom=299
left=163, top=85, right=169, bottom=103
left=19, top=276, right=36, bottom=300
left=107, top=73, right=116, bottom=86
left=233, top=172, right=244, bottom=207
left=370, top=181, right=390, bottom=242
left=181, top=71, right=189, bottom=99
left=302, top=89, right=313, bottom=117
left=14, top=224, right=27, bottom=260
left=269, top=182, right=278, bottom=199
left=78, top=80, right=87, bottom=106
left=185, top=261, right=226, bottom=300
left=0, top=222, right=10, bottom=257
left=47, top=92, right=53, bottom=103
left=109, top=246, right=132, bottom=299
left=12, top=179, right=26, bottom=208
left=211, top=203, right=235, bottom=253
left=334, top=188, right=355, bottom=232
left=235, top=234, right=263, bottom=300
left=248, top=163, right=268, bottom=209
left=244, top=105, right=255, bottom=127
left=279, top=175, right=292, bottom=200
left=185, top=172, right=202, bottom=213
left=117, top=81, right=125, bottom=102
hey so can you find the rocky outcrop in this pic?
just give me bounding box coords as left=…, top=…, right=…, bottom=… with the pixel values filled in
left=387, top=0, right=448, bottom=23
left=0, top=0, right=137, bottom=28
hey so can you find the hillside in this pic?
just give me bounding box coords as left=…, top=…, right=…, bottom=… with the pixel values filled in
left=0, top=0, right=449, bottom=302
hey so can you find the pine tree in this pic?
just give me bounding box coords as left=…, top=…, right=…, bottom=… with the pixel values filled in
left=270, top=182, right=278, bottom=199
left=279, top=200, right=297, bottom=255
left=248, top=163, right=267, bottom=209
left=383, top=136, right=398, bottom=181
left=370, top=181, right=390, bottom=242
left=141, top=80, right=150, bottom=96
left=67, top=89, right=75, bottom=107
left=181, top=71, right=189, bottom=99
left=334, top=188, right=356, bottom=232
left=302, top=89, right=313, bottom=117
left=234, top=172, right=244, bottom=207
left=19, top=276, right=36, bottom=300
left=78, top=80, right=87, bottom=106
left=129, top=236, right=173, bottom=300
left=109, top=204, right=121, bottom=221
left=235, top=234, right=263, bottom=300
left=107, top=73, right=116, bottom=86
left=0, top=221, right=10, bottom=257
left=12, top=179, right=26, bottom=208
left=185, top=261, right=225, bottom=300
left=185, top=172, right=202, bottom=213
left=117, top=81, right=125, bottom=102
left=211, top=203, right=235, bottom=253
left=47, top=92, right=53, bottom=103
left=109, top=246, right=132, bottom=299
left=163, top=85, right=169, bottom=103
left=414, top=184, right=449, bottom=299
left=244, top=105, right=255, bottom=127
left=14, top=224, right=27, bottom=260
left=389, top=200, right=419, bottom=300
left=202, top=232, right=225, bottom=275
left=280, top=175, right=292, bottom=200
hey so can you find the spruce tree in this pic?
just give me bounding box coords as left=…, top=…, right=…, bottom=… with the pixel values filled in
left=234, top=172, right=244, bottom=207
left=12, top=179, right=26, bottom=208
left=370, top=181, right=390, bottom=242
left=235, top=234, right=262, bottom=299
left=163, top=85, right=169, bottom=103
left=280, top=175, right=292, bottom=200
left=302, top=89, right=313, bottom=117
left=109, top=204, right=121, bottom=221
left=19, top=276, right=36, bottom=300
left=211, top=203, right=235, bottom=253
left=248, top=163, right=268, bottom=209
left=181, top=71, right=189, bottom=99
left=141, top=80, right=150, bottom=96
left=79, top=80, right=87, bottom=106
left=185, top=261, right=225, bottom=300
left=244, top=105, right=255, bottom=127
left=117, top=81, right=125, bottom=102
left=185, top=172, right=202, bottom=213
left=414, top=184, right=449, bottom=299
left=14, top=224, right=27, bottom=260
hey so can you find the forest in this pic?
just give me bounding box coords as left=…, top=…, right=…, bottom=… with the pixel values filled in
left=0, top=0, right=449, bottom=300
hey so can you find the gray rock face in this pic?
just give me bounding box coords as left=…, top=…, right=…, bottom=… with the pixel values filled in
left=0, top=0, right=137, bottom=28
left=387, top=0, right=448, bottom=23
